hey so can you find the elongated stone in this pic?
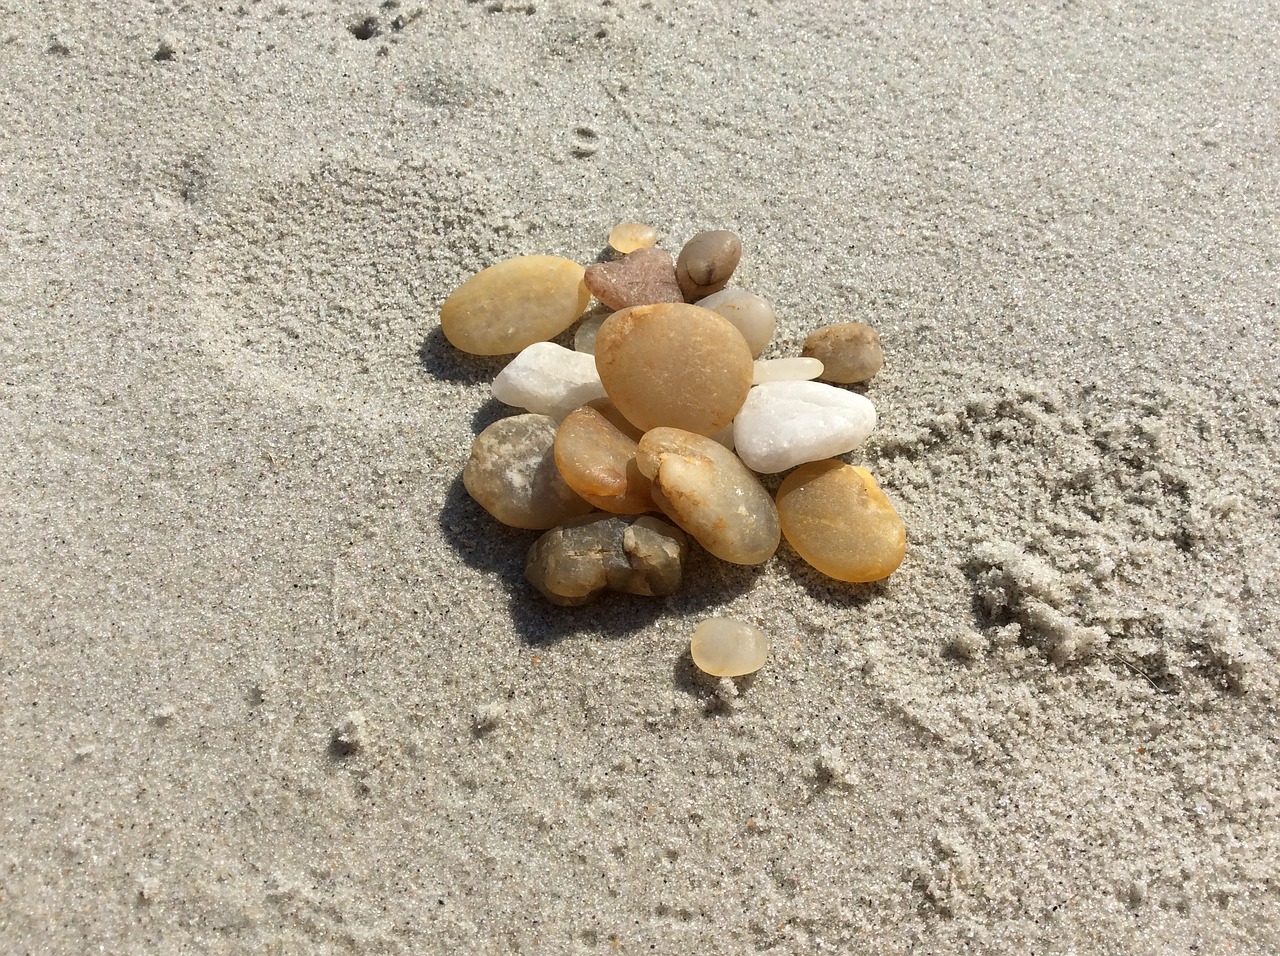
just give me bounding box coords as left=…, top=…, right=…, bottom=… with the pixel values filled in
left=635, top=428, right=779, bottom=565
left=554, top=405, right=654, bottom=514
left=595, top=303, right=753, bottom=435
left=676, top=230, right=742, bottom=300
left=584, top=247, right=684, bottom=311
left=608, top=221, right=658, bottom=255
left=775, top=460, right=906, bottom=582
left=441, top=255, right=590, bottom=356
left=802, top=322, right=885, bottom=384
left=694, top=289, right=777, bottom=358
left=463, top=414, right=594, bottom=529
left=690, top=618, right=769, bottom=676
left=525, top=515, right=687, bottom=606
left=492, top=342, right=607, bottom=421
left=753, top=357, right=824, bottom=384
left=733, top=380, right=876, bottom=473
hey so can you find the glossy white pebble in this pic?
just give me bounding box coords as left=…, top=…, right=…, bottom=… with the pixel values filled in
left=492, top=342, right=608, bottom=421
left=732, top=380, right=876, bottom=473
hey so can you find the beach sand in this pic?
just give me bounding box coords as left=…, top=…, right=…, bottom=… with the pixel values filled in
left=2, top=1, right=1278, bottom=952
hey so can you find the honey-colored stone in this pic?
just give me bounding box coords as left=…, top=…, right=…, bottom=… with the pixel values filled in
left=594, top=303, right=753, bottom=435
left=525, top=515, right=687, bottom=606
left=775, top=460, right=905, bottom=582
left=676, top=230, right=742, bottom=300
left=440, top=255, right=590, bottom=356
left=690, top=618, right=769, bottom=677
left=802, top=322, right=885, bottom=384
left=463, top=414, right=594, bottom=529
left=554, top=405, right=654, bottom=514
left=585, top=247, right=684, bottom=311
left=608, top=221, right=658, bottom=255
left=635, top=428, right=780, bottom=565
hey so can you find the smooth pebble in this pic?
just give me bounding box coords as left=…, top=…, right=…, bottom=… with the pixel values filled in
left=690, top=618, right=769, bottom=677
left=608, top=221, right=658, bottom=255
left=463, top=414, right=594, bottom=529
left=733, top=380, right=877, bottom=473
left=802, top=322, right=885, bottom=384
left=752, top=357, right=824, bottom=385
left=441, top=255, right=589, bottom=355
left=554, top=405, right=654, bottom=514
left=572, top=311, right=608, bottom=355
left=694, top=289, right=777, bottom=358
left=492, top=342, right=608, bottom=421
left=676, top=230, right=742, bottom=300
left=526, top=515, right=687, bottom=606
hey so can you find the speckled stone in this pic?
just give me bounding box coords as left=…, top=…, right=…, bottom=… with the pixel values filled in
left=802, top=322, right=885, bottom=384
left=584, top=247, right=684, bottom=311
left=525, top=515, right=688, bottom=606
left=441, top=255, right=590, bottom=356
left=463, top=414, right=594, bottom=529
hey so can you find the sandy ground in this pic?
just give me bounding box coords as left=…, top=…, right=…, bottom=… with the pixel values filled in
left=2, top=1, right=1279, bottom=952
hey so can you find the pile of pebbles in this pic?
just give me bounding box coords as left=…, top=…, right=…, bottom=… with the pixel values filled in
left=440, top=223, right=905, bottom=677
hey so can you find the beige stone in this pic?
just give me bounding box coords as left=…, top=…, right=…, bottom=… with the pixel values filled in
left=463, top=414, right=594, bottom=529
left=676, top=230, right=742, bottom=300
left=690, top=618, right=769, bottom=677
left=802, top=322, right=885, bottom=384
left=554, top=405, right=654, bottom=514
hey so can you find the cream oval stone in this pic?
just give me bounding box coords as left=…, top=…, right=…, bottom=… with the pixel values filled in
left=775, top=460, right=906, bottom=582
left=440, top=255, right=590, bottom=356
left=463, top=414, right=594, bottom=529
left=635, top=428, right=779, bottom=565
left=694, top=289, right=777, bottom=358
left=594, top=303, right=753, bottom=435
left=690, top=618, right=769, bottom=677
left=752, top=357, right=824, bottom=385
left=608, top=221, right=658, bottom=255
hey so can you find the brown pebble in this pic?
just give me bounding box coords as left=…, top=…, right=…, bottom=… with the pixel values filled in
left=554, top=405, right=654, bottom=514
left=463, top=414, right=594, bottom=529
left=676, top=230, right=742, bottom=301
left=594, top=303, right=753, bottom=435
left=584, top=247, right=685, bottom=311
left=802, top=322, right=885, bottom=384
left=441, top=255, right=590, bottom=356
left=525, top=515, right=688, bottom=606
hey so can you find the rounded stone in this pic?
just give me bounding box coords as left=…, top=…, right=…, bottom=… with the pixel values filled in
left=694, top=289, right=777, bottom=358
left=440, top=255, right=590, bottom=356
left=690, top=618, right=769, bottom=677
left=752, top=357, right=824, bottom=385
left=676, top=230, right=743, bottom=300
left=463, top=414, right=594, bottom=529
left=733, top=381, right=877, bottom=473
left=572, top=311, right=609, bottom=355
left=554, top=405, right=654, bottom=514
left=802, top=322, right=885, bottom=384
left=635, top=428, right=779, bottom=565
left=775, top=460, right=906, bottom=582
left=608, top=221, right=658, bottom=255
left=525, top=515, right=687, bottom=606
left=594, top=303, right=753, bottom=435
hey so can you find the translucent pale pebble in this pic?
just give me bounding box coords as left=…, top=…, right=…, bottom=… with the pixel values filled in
left=573, top=312, right=608, bottom=355
left=608, top=221, right=659, bottom=255
left=586, top=397, right=644, bottom=440
left=676, top=230, right=742, bottom=300
left=595, top=303, right=753, bottom=435
left=440, top=255, right=590, bottom=356
left=690, top=618, right=769, bottom=677
left=525, top=515, right=687, bottom=606
left=635, top=427, right=780, bottom=565
left=775, top=460, right=906, bottom=582
left=463, top=414, right=594, bottom=529
left=752, top=357, right=824, bottom=385
left=694, top=289, right=777, bottom=358
left=491, top=342, right=608, bottom=421
left=802, top=322, right=885, bottom=384
left=733, top=381, right=877, bottom=474
left=554, top=405, right=654, bottom=514
left=584, top=247, right=683, bottom=310
left=708, top=421, right=736, bottom=451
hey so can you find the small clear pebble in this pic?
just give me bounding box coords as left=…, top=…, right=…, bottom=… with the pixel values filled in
left=492, top=342, right=607, bottom=421
left=595, top=303, right=753, bottom=435
left=441, top=255, right=590, bottom=355
left=802, top=322, right=885, bottom=384
left=676, top=230, right=743, bottom=300
left=635, top=428, right=780, bottom=565
left=464, top=414, right=594, bottom=529
left=573, top=311, right=608, bottom=354
left=694, top=289, right=777, bottom=358
left=554, top=404, right=654, bottom=514
left=525, top=515, right=688, bottom=606
left=775, top=460, right=906, bottom=582
left=608, top=221, right=658, bottom=255
left=690, top=618, right=769, bottom=677
left=585, top=247, right=684, bottom=311
left=733, top=380, right=877, bottom=473
left=752, top=357, right=824, bottom=385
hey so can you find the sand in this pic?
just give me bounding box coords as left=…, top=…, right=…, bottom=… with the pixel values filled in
left=2, top=1, right=1278, bottom=952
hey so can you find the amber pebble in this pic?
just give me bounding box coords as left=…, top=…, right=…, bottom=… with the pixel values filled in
left=775, top=460, right=905, bottom=582
left=676, top=230, right=743, bottom=301
left=690, top=618, right=769, bottom=677
left=608, top=221, right=658, bottom=255
left=594, top=303, right=753, bottom=435
left=525, top=515, right=687, bottom=606
left=802, top=322, right=885, bottom=384
left=440, top=255, right=590, bottom=356
left=635, top=428, right=779, bottom=565
left=554, top=405, right=654, bottom=514
left=584, top=247, right=684, bottom=311
left=463, top=414, right=594, bottom=529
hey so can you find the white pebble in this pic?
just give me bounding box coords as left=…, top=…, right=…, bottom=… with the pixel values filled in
left=492, top=342, right=608, bottom=421
left=694, top=289, right=777, bottom=358
left=752, top=357, right=824, bottom=384
left=732, top=380, right=877, bottom=473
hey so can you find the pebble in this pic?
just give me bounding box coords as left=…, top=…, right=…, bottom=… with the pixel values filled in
left=595, top=303, right=753, bottom=435
left=774, top=460, right=906, bottom=582
left=441, top=255, right=590, bottom=356
left=802, top=322, right=885, bottom=384
left=733, top=381, right=877, bottom=473
left=572, top=311, right=608, bottom=354
left=676, top=230, right=743, bottom=300
left=635, top=428, right=780, bottom=565
left=554, top=404, right=654, bottom=514
left=608, top=221, right=658, bottom=255
left=689, top=618, right=769, bottom=677
left=463, top=414, right=594, bottom=529
left=491, top=342, right=607, bottom=421
left=694, top=289, right=777, bottom=357
left=752, top=357, right=824, bottom=385
left=525, top=515, right=688, bottom=606
left=584, top=247, right=685, bottom=311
